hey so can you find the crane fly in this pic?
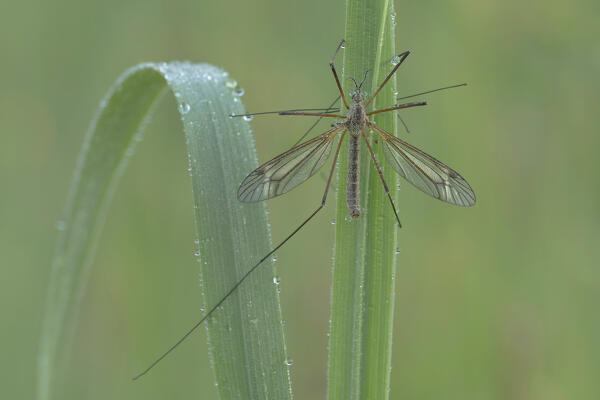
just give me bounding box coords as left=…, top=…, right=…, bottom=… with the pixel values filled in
left=133, top=39, right=475, bottom=380
left=238, top=39, right=474, bottom=226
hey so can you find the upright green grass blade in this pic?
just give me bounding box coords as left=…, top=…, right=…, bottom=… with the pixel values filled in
left=37, top=63, right=291, bottom=400
left=329, top=1, right=399, bottom=399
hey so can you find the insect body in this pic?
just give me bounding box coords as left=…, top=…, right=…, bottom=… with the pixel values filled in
left=345, top=90, right=366, bottom=218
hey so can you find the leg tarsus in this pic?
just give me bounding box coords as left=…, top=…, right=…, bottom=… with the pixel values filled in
left=365, top=50, right=410, bottom=108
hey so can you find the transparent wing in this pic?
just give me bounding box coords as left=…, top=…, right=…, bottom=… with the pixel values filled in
left=371, top=124, right=476, bottom=206
left=238, top=126, right=343, bottom=202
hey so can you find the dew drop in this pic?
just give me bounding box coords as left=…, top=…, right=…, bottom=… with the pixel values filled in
left=243, top=114, right=254, bottom=122
left=330, top=219, right=336, bottom=225
left=272, top=255, right=278, bottom=262
left=285, top=358, right=294, bottom=366
left=391, top=55, right=401, bottom=66
left=273, top=276, right=281, bottom=285
left=394, top=248, right=401, bottom=255
left=344, top=215, right=352, bottom=222
left=234, top=86, right=245, bottom=96
left=225, top=77, right=245, bottom=96
left=178, top=102, right=191, bottom=114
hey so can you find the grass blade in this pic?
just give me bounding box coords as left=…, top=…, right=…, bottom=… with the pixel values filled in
left=329, top=1, right=399, bottom=399
left=37, top=62, right=291, bottom=400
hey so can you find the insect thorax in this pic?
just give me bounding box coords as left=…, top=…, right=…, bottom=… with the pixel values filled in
left=347, top=102, right=366, bottom=137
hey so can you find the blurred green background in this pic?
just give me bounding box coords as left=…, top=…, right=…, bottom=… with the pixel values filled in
left=2, top=0, right=599, bottom=398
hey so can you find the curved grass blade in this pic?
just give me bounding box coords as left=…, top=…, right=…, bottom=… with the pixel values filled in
left=329, top=1, right=400, bottom=399
left=37, top=62, right=291, bottom=400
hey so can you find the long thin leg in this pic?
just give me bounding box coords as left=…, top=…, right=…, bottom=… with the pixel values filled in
left=133, top=130, right=348, bottom=381
left=361, top=132, right=402, bottom=228
left=292, top=95, right=341, bottom=147
left=364, top=50, right=410, bottom=108
left=330, top=39, right=350, bottom=109
left=279, top=111, right=345, bottom=118
left=398, top=115, right=410, bottom=134
left=229, top=107, right=340, bottom=118
left=396, top=83, right=467, bottom=101
left=367, top=101, right=427, bottom=116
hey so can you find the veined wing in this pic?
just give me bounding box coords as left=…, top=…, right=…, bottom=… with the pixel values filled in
left=238, top=125, right=344, bottom=202
left=370, top=123, right=476, bottom=207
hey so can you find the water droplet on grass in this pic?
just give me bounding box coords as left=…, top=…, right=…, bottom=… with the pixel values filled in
left=179, top=102, right=190, bottom=114
left=234, top=86, right=245, bottom=96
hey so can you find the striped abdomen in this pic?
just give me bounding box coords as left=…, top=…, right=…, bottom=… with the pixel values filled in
left=346, top=135, right=360, bottom=218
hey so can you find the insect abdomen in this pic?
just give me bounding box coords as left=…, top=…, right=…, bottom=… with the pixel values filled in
left=346, top=135, right=360, bottom=218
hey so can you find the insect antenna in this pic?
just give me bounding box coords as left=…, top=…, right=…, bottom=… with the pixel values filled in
left=358, top=69, right=369, bottom=89
left=346, top=76, right=360, bottom=90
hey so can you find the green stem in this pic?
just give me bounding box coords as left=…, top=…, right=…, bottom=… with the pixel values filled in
left=329, top=1, right=399, bottom=399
